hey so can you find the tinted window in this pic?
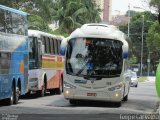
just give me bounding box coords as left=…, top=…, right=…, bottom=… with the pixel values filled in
left=0, top=53, right=11, bottom=74
left=54, top=39, right=58, bottom=54
left=66, top=38, right=123, bottom=78
left=0, top=9, right=5, bottom=32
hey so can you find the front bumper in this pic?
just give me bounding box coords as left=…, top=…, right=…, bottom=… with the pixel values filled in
left=130, top=81, right=138, bottom=86
left=63, top=88, right=123, bottom=102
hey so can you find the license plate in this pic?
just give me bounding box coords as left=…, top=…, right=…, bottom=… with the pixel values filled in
left=87, top=93, right=97, bottom=96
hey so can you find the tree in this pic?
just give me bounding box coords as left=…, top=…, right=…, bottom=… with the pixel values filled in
left=0, top=0, right=55, bottom=33
left=146, top=21, right=160, bottom=69
left=28, top=15, right=52, bottom=32
left=52, top=0, right=101, bottom=34
left=119, top=11, right=156, bottom=74
left=0, top=0, right=101, bottom=34
left=149, top=0, right=160, bottom=24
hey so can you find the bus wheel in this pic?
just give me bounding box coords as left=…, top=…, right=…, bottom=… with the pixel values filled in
left=56, top=78, right=63, bottom=95
left=69, top=100, right=77, bottom=105
left=13, top=86, right=20, bottom=104
left=5, top=87, right=14, bottom=105
left=38, top=83, right=46, bottom=97
left=123, top=94, right=128, bottom=101
left=49, top=89, right=55, bottom=95
left=114, top=101, right=122, bottom=107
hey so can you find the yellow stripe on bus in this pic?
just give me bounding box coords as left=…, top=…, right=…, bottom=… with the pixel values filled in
left=42, top=60, right=64, bottom=69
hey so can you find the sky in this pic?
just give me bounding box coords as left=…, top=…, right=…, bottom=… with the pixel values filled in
left=112, top=0, right=151, bottom=16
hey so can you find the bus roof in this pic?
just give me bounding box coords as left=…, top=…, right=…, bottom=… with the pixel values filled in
left=0, top=5, right=27, bottom=16
left=28, top=30, right=64, bottom=40
left=69, top=23, right=126, bottom=41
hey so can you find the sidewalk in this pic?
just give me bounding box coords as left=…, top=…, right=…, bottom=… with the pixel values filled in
left=146, top=76, right=156, bottom=83
left=145, top=76, right=160, bottom=115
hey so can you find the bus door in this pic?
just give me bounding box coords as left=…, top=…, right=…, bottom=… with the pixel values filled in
left=29, top=37, right=41, bottom=69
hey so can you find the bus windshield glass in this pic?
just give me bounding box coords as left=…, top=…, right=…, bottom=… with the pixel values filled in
left=66, top=38, right=123, bottom=78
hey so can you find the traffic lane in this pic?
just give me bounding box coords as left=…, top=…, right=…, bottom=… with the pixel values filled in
left=0, top=82, right=158, bottom=114
left=46, top=82, right=158, bottom=112
left=123, top=81, right=158, bottom=113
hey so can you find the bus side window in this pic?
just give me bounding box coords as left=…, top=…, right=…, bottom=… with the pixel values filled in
left=0, top=9, right=5, bottom=32
left=5, top=11, right=13, bottom=34
left=50, top=38, right=54, bottom=54
left=42, top=37, right=47, bottom=53
left=48, top=37, right=51, bottom=54
left=54, top=39, right=58, bottom=55
left=12, top=13, right=25, bottom=35
left=58, top=40, right=61, bottom=55
left=0, top=53, right=10, bottom=74
left=45, top=37, right=50, bottom=54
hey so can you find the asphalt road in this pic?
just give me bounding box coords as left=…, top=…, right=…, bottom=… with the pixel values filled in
left=0, top=80, right=159, bottom=120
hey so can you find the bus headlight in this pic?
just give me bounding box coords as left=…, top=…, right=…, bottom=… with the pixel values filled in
left=64, top=81, right=76, bottom=89
left=108, top=83, right=123, bottom=91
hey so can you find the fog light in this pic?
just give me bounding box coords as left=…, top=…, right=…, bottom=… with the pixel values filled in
left=115, top=93, right=119, bottom=97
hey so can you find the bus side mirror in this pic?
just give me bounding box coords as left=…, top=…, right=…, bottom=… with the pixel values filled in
left=60, top=38, right=68, bottom=56
left=122, top=42, right=128, bottom=59
left=42, top=45, right=45, bottom=54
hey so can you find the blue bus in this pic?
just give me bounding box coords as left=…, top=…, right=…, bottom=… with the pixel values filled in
left=0, top=5, right=28, bottom=105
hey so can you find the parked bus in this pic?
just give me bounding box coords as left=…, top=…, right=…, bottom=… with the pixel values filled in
left=0, top=5, right=28, bottom=105
left=60, top=24, right=132, bottom=107
left=28, top=30, right=64, bottom=96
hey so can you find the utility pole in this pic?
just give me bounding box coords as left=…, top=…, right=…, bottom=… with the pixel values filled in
left=147, top=51, right=151, bottom=76
left=140, top=15, right=144, bottom=76
left=128, top=4, right=130, bottom=37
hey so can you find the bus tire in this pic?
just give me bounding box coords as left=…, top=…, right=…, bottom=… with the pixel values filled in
left=49, top=89, right=55, bottom=95
left=25, top=91, right=31, bottom=96
left=56, top=78, right=63, bottom=95
left=37, top=82, right=46, bottom=97
left=69, top=100, right=77, bottom=105
left=5, top=87, right=14, bottom=105
left=123, top=94, right=128, bottom=101
left=13, top=86, right=20, bottom=104
left=135, top=84, right=138, bottom=87
left=114, top=101, right=122, bottom=107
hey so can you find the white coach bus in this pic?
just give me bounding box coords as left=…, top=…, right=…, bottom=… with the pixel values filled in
left=60, top=24, right=132, bottom=107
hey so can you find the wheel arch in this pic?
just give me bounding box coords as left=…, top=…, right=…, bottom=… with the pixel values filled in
left=42, top=73, right=47, bottom=89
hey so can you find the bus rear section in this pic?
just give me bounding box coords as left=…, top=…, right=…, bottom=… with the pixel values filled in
left=0, top=5, right=28, bottom=105
left=27, top=30, right=64, bottom=96
left=62, top=24, right=131, bottom=107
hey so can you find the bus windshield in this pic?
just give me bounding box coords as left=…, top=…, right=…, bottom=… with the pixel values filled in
left=66, top=38, right=123, bottom=78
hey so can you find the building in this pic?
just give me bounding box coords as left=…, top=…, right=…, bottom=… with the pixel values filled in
left=95, top=0, right=112, bottom=22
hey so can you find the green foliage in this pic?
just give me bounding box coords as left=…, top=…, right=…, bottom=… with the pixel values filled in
left=149, top=0, right=160, bottom=24
left=28, top=15, right=52, bottom=32
left=150, top=0, right=160, bottom=8
left=0, top=0, right=101, bottom=35
left=50, top=29, right=69, bottom=37
left=129, top=55, right=137, bottom=64
left=52, top=0, right=101, bottom=34
left=146, top=21, right=160, bottom=53
left=120, top=11, right=157, bottom=72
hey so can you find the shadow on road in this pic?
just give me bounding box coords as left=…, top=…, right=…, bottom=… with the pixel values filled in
left=69, top=100, right=124, bottom=108
left=20, top=92, right=61, bottom=100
